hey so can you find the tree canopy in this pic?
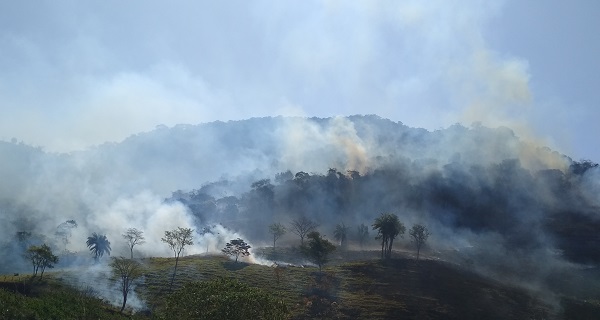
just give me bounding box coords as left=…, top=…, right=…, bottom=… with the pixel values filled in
left=24, top=244, right=58, bottom=279
left=86, top=233, right=111, bottom=262
left=372, top=213, right=405, bottom=259
left=222, top=238, right=251, bottom=263
left=301, top=231, right=336, bottom=271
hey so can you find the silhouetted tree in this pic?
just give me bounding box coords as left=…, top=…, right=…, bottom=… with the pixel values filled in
left=333, top=223, right=348, bottom=248
left=290, top=216, right=319, bottom=245
left=110, top=257, right=144, bottom=313
left=122, top=228, right=145, bottom=259
left=356, top=223, right=369, bottom=248
left=161, top=227, right=194, bottom=291
left=409, top=224, right=430, bottom=260
left=55, top=220, right=77, bottom=251
left=268, top=223, right=286, bottom=248
left=372, top=213, right=405, bottom=259
left=222, top=238, right=251, bottom=263
left=24, top=244, right=58, bottom=279
left=301, top=231, right=336, bottom=271
left=86, top=233, right=111, bottom=262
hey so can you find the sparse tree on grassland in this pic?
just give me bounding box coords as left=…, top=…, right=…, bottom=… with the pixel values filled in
left=409, top=224, right=431, bottom=260
left=161, top=227, right=194, bottom=291
left=222, top=238, right=251, bottom=263
left=122, top=228, right=145, bottom=259
left=86, top=233, right=111, bottom=262
left=357, top=223, right=369, bottom=248
left=301, top=231, right=336, bottom=271
left=290, top=216, right=318, bottom=245
left=333, top=223, right=349, bottom=248
left=268, top=223, right=286, bottom=248
left=372, top=213, right=405, bottom=259
left=24, top=244, right=58, bottom=279
left=110, top=257, right=144, bottom=313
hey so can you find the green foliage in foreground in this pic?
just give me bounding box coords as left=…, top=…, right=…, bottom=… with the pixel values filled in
left=159, top=277, right=289, bottom=320
left=0, top=286, right=127, bottom=320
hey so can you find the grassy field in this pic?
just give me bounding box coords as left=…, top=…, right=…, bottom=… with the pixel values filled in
left=2, top=248, right=600, bottom=319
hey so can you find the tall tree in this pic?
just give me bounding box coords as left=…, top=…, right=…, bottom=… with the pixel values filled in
left=222, top=238, right=251, bottom=263
left=372, top=213, right=405, bottom=259
left=356, top=223, right=369, bottom=248
left=24, top=244, right=58, bottom=279
left=122, top=228, right=145, bottom=259
left=290, top=216, right=318, bottom=245
left=161, top=227, right=194, bottom=291
left=86, top=233, right=111, bottom=262
left=333, top=223, right=349, bottom=248
left=268, top=223, right=286, bottom=248
left=409, top=224, right=431, bottom=260
left=301, top=231, right=336, bottom=271
left=110, top=257, right=144, bottom=313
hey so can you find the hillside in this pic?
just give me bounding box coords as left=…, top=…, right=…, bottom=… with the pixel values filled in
left=1, top=115, right=600, bottom=317
left=2, top=251, right=600, bottom=319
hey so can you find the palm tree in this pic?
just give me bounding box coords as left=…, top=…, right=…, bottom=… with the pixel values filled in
left=86, top=233, right=111, bottom=262
left=372, top=213, right=405, bottom=259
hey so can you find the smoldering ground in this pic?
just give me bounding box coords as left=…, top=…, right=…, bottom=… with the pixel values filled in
left=1, top=116, right=599, bottom=310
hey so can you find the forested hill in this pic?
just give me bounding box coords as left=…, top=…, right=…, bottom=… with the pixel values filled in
left=1, top=115, right=599, bottom=289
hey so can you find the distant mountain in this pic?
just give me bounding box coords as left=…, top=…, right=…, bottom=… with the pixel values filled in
left=1, top=115, right=599, bottom=304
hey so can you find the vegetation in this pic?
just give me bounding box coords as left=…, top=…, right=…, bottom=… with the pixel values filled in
left=161, top=227, right=194, bottom=291
left=268, top=223, right=286, bottom=248
left=86, top=233, right=111, bottom=262
left=356, top=223, right=369, bottom=248
left=301, top=231, right=336, bottom=271
left=110, top=257, right=144, bottom=313
left=290, top=216, right=319, bottom=245
left=372, top=213, right=405, bottom=259
left=408, top=224, right=430, bottom=260
left=24, top=244, right=58, bottom=279
left=333, top=223, right=349, bottom=248
left=122, top=228, right=145, bottom=259
left=222, top=238, right=251, bottom=263
left=159, top=277, right=289, bottom=320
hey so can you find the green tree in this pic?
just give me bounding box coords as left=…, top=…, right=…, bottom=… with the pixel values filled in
left=161, top=227, right=194, bottom=291
left=24, top=244, right=58, bottom=279
left=356, top=223, right=369, bottom=248
left=372, top=213, right=405, bottom=259
left=110, top=257, right=144, bottom=313
left=301, top=231, right=336, bottom=271
left=222, top=238, right=251, bottom=263
left=268, top=223, right=286, bottom=248
left=122, top=228, right=145, bottom=259
left=333, top=223, right=349, bottom=248
left=409, top=224, right=431, bottom=260
left=160, top=278, right=289, bottom=320
left=86, top=233, right=111, bottom=262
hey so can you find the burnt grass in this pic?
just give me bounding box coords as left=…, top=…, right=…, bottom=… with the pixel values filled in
left=3, top=251, right=600, bottom=319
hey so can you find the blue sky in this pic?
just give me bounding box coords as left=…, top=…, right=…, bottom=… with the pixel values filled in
left=0, top=0, right=598, bottom=161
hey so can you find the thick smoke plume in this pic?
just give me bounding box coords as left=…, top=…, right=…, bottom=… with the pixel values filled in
left=1, top=115, right=599, bottom=306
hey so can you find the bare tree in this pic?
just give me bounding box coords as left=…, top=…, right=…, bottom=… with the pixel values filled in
left=161, top=227, right=194, bottom=291
left=409, top=224, right=431, bottom=260
left=268, top=223, right=286, bottom=248
left=110, top=257, right=144, bottom=313
left=290, top=216, right=318, bottom=245
left=122, top=228, right=145, bottom=259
